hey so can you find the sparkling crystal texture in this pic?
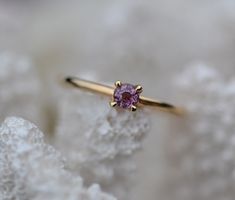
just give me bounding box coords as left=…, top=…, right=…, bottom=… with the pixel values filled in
left=113, top=84, right=139, bottom=109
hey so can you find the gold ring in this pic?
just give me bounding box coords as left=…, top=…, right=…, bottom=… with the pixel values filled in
left=65, top=77, right=185, bottom=115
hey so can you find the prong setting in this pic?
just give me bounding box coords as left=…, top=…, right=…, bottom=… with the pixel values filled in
left=135, top=85, right=143, bottom=93
left=115, top=81, right=122, bottom=87
left=113, top=82, right=140, bottom=111
left=110, top=101, right=117, bottom=107
left=131, top=105, right=137, bottom=112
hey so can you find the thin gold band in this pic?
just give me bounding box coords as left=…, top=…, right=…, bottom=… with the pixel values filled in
left=66, top=77, right=185, bottom=115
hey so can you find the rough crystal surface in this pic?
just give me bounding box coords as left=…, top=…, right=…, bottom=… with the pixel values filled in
left=55, top=92, right=150, bottom=199
left=113, top=84, right=139, bottom=109
left=163, top=64, right=235, bottom=200
left=0, top=117, right=116, bottom=200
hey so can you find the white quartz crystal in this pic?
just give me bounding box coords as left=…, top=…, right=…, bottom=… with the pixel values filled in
left=55, top=91, right=150, bottom=199
left=0, top=117, right=116, bottom=200
left=163, top=64, right=235, bottom=200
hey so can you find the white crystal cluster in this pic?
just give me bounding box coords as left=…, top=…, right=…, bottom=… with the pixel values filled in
left=55, top=92, right=150, bottom=199
left=163, top=64, right=235, bottom=200
left=0, top=117, right=116, bottom=200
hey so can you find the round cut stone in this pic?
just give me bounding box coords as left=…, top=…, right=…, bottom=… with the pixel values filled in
left=113, top=83, right=139, bottom=109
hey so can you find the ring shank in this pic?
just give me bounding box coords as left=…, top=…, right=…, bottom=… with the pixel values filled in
left=66, top=77, right=114, bottom=96
left=66, top=77, right=184, bottom=115
left=138, top=96, right=185, bottom=115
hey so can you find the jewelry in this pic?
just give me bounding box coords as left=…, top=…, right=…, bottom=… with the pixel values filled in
left=65, top=77, right=185, bottom=115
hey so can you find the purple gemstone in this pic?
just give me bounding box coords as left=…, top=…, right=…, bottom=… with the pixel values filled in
left=113, top=83, right=140, bottom=109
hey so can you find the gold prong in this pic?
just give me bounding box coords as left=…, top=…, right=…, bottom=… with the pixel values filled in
left=110, top=101, right=117, bottom=107
left=131, top=105, right=137, bottom=112
left=115, top=81, right=122, bottom=87
left=135, top=85, right=143, bottom=93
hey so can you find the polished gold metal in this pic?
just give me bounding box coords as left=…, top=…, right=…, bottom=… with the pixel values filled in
left=66, top=77, right=185, bottom=115
left=115, top=80, right=122, bottom=87
left=110, top=101, right=117, bottom=107
left=135, top=85, right=143, bottom=93
left=131, top=105, right=137, bottom=112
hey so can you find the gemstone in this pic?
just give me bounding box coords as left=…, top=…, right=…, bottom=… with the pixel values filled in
left=113, top=83, right=140, bottom=109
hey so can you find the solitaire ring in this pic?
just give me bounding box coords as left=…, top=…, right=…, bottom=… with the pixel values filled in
left=65, top=77, right=185, bottom=115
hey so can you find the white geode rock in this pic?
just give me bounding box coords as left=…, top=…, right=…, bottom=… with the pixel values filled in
left=163, top=64, right=235, bottom=200
left=0, top=117, right=116, bottom=200
left=55, top=91, right=150, bottom=198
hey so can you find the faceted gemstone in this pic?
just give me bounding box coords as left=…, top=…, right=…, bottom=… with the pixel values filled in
left=113, top=83, right=140, bottom=109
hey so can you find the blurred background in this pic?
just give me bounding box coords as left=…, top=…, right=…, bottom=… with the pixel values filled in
left=0, top=0, right=235, bottom=200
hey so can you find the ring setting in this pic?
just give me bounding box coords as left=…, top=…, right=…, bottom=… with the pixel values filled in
left=111, top=81, right=142, bottom=111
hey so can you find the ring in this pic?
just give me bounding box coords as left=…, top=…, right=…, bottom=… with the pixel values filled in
left=65, top=77, right=185, bottom=115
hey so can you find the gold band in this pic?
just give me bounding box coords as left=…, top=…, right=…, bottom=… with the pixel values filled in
left=66, top=77, right=185, bottom=115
